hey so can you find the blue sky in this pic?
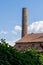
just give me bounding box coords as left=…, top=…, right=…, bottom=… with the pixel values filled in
left=0, top=0, right=43, bottom=45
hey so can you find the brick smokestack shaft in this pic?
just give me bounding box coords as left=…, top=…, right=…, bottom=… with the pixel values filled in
left=22, top=8, right=27, bottom=37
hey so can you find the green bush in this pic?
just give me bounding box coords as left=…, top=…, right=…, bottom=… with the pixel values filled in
left=0, top=39, right=43, bottom=65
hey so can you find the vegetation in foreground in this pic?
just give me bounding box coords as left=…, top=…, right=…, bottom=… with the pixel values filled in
left=0, top=39, right=43, bottom=65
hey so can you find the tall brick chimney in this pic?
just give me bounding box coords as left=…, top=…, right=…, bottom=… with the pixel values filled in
left=22, top=8, right=28, bottom=37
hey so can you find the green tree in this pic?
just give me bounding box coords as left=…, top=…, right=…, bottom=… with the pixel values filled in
left=0, top=39, right=43, bottom=65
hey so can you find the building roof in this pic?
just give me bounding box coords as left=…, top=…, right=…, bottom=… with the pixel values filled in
left=16, top=33, right=43, bottom=43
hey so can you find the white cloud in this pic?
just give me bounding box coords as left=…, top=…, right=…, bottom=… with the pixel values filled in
left=14, top=26, right=21, bottom=31
left=12, top=25, right=21, bottom=35
left=12, top=30, right=17, bottom=35
left=28, top=21, right=43, bottom=33
left=13, top=38, right=20, bottom=43
left=12, top=21, right=43, bottom=35
left=0, top=31, right=8, bottom=35
left=6, top=41, right=15, bottom=46
left=6, top=38, right=20, bottom=46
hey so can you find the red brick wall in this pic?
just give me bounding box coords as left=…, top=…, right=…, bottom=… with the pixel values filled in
left=14, top=42, right=43, bottom=51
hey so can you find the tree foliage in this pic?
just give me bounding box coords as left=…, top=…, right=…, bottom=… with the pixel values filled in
left=0, top=39, right=43, bottom=65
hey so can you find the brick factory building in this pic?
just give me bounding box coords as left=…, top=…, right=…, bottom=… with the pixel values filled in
left=14, top=8, right=43, bottom=52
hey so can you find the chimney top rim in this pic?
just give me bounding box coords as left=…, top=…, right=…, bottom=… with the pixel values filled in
left=22, top=8, right=27, bottom=9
